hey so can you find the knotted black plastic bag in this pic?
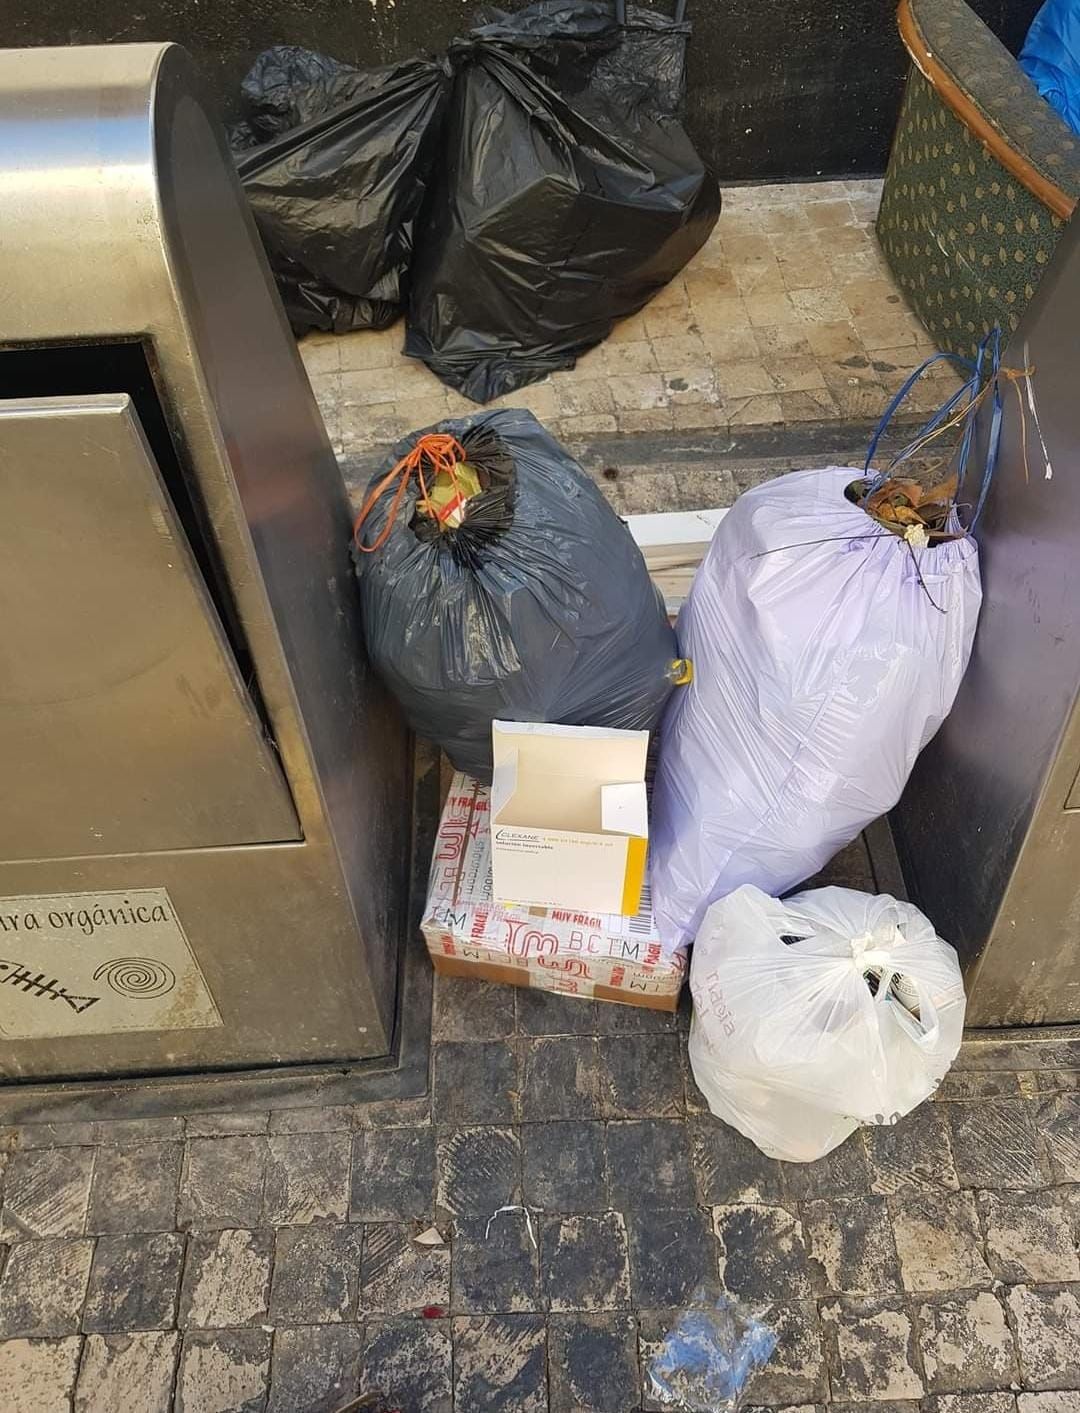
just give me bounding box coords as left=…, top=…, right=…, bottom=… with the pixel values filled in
left=404, top=0, right=720, bottom=402
left=232, top=46, right=450, bottom=334
left=352, top=410, right=678, bottom=780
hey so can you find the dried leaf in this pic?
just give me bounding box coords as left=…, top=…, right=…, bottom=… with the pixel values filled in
left=876, top=502, right=898, bottom=522
left=891, top=505, right=925, bottom=526
left=921, top=473, right=959, bottom=507
left=868, top=478, right=921, bottom=512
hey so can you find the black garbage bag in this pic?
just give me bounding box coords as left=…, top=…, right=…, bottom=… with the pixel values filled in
left=404, top=0, right=720, bottom=403
left=232, top=46, right=450, bottom=335
left=352, top=409, right=678, bottom=780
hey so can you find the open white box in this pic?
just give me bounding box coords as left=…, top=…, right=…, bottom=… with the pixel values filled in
left=490, top=720, right=649, bottom=915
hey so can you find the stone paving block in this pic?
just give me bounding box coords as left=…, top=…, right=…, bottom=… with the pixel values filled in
left=0, top=1336, right=82, bottom=1410
left=178, top=1228, right=272, bottom=1329
left=549, top=1312, right=639, bottom=1413
left=890, top=1190, right=993, bottom=1292
left=176, top=1328, right=271, bottom=1413
left=821, top=1295, right=925, bottom=1403
left=267, top=1325, right=362, bottom=1413
left=521, top=1036, right=601, bottom=1121
left=178, top=1137, right=267, bottom=1230
left=825, top=1404, right=921, bottom=1413
left=777, top=388, right=840, bottom=422
left=83, top=1232, right=185, bottom=1333
left=541, top=1212, right=631, bottom=1313
left=763, top=353, right=827, bottom=392
left=338, top=328, right=396, bottom=373
left=358, top=1095, right=432, bottom=1131
left=1038, top=1095, right=1080, bottom=1182
left=945, top=1101, right=1048, bottom=1189
left=360, top=1316, right=452, bottom=1412
left=865, top=1107, right=967, bottom=1197
left=452, top=1209, right=540, bottom=1314
left=626, top=1207, right=715, bottom=1309
left=429, top=977, right=514, bottom=1045
left=644, top=304, right=695, bottom=341
left=1030, top=1069, right=1080, bottom=1095
left=651, top=332, right=708, bottom=366
left=802, top=1196, right=902, bottom=1296
left=713, top=358, right=776, bottom=398
left=979, top=1189, right=1080, bottom=1283
left=351, top=1125, right=436, bottom=1222
left=94, top=1117, right=186, bottom=1144
left=521, top=1120, right=608, bottom=1213
left=918, top=1290, right=1019, bottom=1392
left=432, top=1041, right=519, bottom=1126
left=437, top=1127, right=521, bottom=1218
left=0, top=1145, right=94, bottom=1240
left=690, top=1116, right=786, bottom=1205
left=821, top=369, right=885, bottom=419
left=923, top=1396, right=1018, bottom=1412
left=655, top=464, right=737, bottom=514
left=606, top=467, right=681, bottom=510
left=744, top=291, right=800, bottom=329
left=1018, top=1395, right=1080, bottom=1411
left=781, top=1133, right=872, bottom=1201
left=740, top=1300, right=829, bottom=1407
left=601, top=337, right=662, bottom=374
left=360, top=1221, right=451, bottom=1316
left=607, top=1120, right=693, bottom=1209
left=713, top=1203, right=814, bottom=1302
left=453, top=1313, right=548, bottom=1413
left=87, top=1142, right=181, bottom=1234
left=75, top=1331, right=179, bottom=1413
left=665, top=366, right=721, bottom=407
left=263, top=1132, right=350, bottom=1225
left=609, top=372, right=669, bottom=411
left=555, top=377, right=616, bottom=418
left=1005, top=1283, right=1080, bottom=1391
left=559, top=412, right=620, bottom=436
left=268, top=1223, right=364, bottom=1325
left=934, top=1071, right=1023, bottom=1101
left=184, top=1113, right=268, bottom=1137
left=598, top=1033, right=684, bottom=1118
left=514, top=994, right=599, bottom=1039
left=267, top=1106, right=354, bottom=1134
left=0, top=1237, right=94, bottom=1337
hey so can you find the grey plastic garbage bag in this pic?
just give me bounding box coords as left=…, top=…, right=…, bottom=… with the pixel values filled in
left=404, top=0, right=720, bottom=403
left=351, top=409, right=678, bottom=780
left=232, top=46, right=450, bottom=334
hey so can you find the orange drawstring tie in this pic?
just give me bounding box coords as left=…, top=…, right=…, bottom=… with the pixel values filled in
left=353, top=432, right=468, bottom=554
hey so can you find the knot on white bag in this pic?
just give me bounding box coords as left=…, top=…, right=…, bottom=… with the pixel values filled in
left=850, top=932, right=892, bottom=972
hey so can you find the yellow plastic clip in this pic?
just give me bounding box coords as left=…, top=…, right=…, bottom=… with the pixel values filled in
left=667, top=658, right=694, bottom=686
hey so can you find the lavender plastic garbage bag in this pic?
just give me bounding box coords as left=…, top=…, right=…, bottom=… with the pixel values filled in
left=650, top=466, right=981, bottom=954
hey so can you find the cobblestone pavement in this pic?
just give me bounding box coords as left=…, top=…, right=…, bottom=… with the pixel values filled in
left=1, top=934, right=1078, bottom=1411
left=299, top=177, right=964, bottom=460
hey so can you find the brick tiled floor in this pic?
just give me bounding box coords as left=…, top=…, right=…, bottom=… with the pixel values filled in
left=1, top=902, right=1079, bottom=1413
left=300, top=177, right=963, bottom=458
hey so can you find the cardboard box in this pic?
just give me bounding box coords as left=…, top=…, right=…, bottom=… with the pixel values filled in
left=490, top=720, right=649, bottom=916
left=422, top=772, right=685, bottom=1011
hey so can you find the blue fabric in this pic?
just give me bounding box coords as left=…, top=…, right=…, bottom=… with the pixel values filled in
left=1021, top=0, right=1080, bottom=134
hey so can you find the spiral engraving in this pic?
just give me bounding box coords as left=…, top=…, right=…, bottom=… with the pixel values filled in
left=92, top=957, right=176, bottom=1000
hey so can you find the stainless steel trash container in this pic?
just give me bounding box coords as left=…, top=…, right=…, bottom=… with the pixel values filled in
left=0, top=43, right=413, bottom=1083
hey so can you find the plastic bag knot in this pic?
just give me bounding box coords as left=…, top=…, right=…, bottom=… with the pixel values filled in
left=850, top=932, right=892, bottom=972
left=353, top=432, right=467, bottom=554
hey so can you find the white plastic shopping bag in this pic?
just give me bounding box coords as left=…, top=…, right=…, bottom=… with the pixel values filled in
left=650, top=465, right=981, bottom=953
left=688, top=885, right=966, bottom=1162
